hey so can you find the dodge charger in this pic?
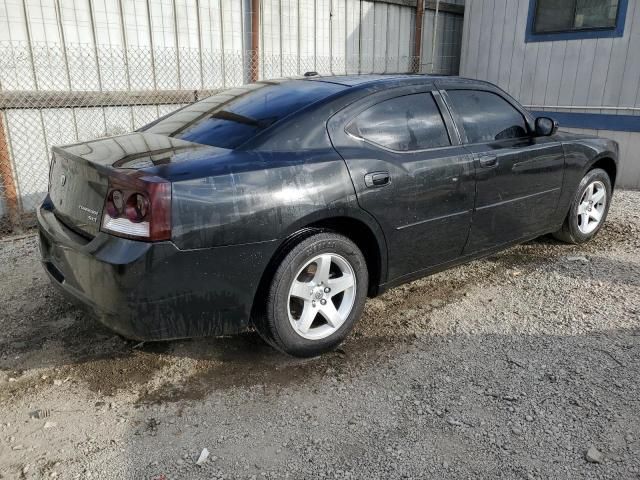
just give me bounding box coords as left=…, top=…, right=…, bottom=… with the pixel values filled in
left=37, top=74, right=618, bottom=357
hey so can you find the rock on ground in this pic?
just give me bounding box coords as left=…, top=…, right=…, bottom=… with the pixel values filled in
left=0, top=190, right=639, bottom=479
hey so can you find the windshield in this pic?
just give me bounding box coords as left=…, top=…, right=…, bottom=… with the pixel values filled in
left=142, top=80, right=345, bottom=149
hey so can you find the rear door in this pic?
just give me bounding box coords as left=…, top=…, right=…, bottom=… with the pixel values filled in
left=328, top=84, right=476, bottom=281
left=439, top=87, right=564, bottom=253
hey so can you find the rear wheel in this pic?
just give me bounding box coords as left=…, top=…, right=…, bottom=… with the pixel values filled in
left=552, top=168, right=612, bottom=244
left=255, top=232, right=368, bottom=357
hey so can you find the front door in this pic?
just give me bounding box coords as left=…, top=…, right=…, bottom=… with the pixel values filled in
left=328, top=86, right=476, bottom=281
left=441, top=88, right=565, bottom=253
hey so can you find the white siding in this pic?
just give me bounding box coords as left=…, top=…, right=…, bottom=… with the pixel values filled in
left=460, top=0, right=640, bottom=189
left=461, top=0, right=640, bottom=112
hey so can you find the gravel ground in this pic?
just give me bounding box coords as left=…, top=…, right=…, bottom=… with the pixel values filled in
left=1, top=190, right=639, bottom=480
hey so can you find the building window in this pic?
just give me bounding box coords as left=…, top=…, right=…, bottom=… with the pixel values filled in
left=526, top=0, right=628, bottom=42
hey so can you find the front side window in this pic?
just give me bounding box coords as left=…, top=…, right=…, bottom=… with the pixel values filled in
left=446, top=90, right=529, bottom=144
left=346, top=93, right=451, bottom=152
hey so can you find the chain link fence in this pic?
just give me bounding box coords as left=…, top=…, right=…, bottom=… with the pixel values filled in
left=0, top=41, right=423, bottom=234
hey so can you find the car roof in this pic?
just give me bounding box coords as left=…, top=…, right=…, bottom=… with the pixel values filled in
left=304, top=74, right=430, bottom=86
left=301, top=73, right=483, bottom=88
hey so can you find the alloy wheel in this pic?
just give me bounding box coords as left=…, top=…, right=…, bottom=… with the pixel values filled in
left=287, top=253, right=357, bottom=340
left=577, top=180, right=607, bottom=235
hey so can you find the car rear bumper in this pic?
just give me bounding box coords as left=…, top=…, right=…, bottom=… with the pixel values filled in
left=37, top=197, right=277, bottom=341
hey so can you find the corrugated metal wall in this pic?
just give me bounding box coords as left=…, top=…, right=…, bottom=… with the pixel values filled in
left=0, top=0, right=468, bottom=87
left=421, top=2, right=464, bottom=74
left=1, top=0, right=463, bottom=89
left=0, top=0, right=249, bottom=91
left=260, top=0, right=417, bottom=75
left=0, top=0, right=466, bottom=228
left=459, top=0, right=640, bottom=189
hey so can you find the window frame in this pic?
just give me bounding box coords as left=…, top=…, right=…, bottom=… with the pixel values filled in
left=440, top=88, right=533, bottom=146
left=525, top=0, right=628, bottom=42
left=344, top=91, right=457, bottom=154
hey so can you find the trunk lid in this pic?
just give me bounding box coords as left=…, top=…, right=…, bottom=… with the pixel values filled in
left=49, top=148, right=109, bottom=237
left=48, top=132, right=218, bottom=237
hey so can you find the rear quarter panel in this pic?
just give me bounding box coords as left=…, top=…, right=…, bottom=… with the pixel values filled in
left=164, top=149, right=361, bottom=250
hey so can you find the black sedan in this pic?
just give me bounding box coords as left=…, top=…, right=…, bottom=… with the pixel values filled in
left=38, top=74, right=618, bottom=357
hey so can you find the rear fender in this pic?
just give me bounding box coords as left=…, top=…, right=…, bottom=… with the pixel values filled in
left=278, top=207, right=389, bottom=288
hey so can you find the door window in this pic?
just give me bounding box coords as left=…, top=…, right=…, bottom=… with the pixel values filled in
left=346, top=93, right=451, bottom=151
left=446, top=90, right=529, bottom=144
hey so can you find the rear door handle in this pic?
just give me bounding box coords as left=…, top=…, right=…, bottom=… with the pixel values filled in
left=364, top=171, right=391, bottom=188
left=478, top=154, right=498, bottom=168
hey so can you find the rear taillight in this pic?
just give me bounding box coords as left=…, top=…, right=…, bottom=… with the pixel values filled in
left=101, top=172, right=171, bottom=241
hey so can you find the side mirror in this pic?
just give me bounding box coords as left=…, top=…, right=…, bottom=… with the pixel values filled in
left=535, top=116, right=558, bottom=136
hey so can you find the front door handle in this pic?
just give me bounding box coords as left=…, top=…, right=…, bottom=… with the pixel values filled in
left=364, top=171, right=391, bottom=188
left=478, top=154, right=498, bottom=168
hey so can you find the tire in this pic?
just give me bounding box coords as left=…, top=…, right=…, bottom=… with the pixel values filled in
left=254, top=232, right=368, bottom=357
left=552, top=168, right=612, bottom=244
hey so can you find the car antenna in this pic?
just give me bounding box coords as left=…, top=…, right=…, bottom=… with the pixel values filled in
left=304, top=71, right=319, bottom=77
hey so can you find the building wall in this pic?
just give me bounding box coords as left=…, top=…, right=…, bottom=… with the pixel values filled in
left=0, top=0, right=465, bottom=226
left=260, top=0, right=417, bottom=75
left=0, top=0, right=463, bottom=88
left=459, top=0, right=640, bottom=189
left=421, top=3, right=464, bottom=74
left=0, top=0, right=468, bottom=84
left=258, top=0, right=464, bottom=76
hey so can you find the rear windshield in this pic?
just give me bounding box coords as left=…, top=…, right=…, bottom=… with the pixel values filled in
left=142, top=80, right=345, bottom=149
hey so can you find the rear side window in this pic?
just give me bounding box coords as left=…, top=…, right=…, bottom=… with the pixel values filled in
left=346, top=93, right=451, bottom=151
left=446, top=90, right=529, bottom=144
left=143, top=80, right=345, bottom=149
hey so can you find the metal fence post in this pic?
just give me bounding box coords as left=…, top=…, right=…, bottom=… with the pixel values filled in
left=0, top=111, right=20, bottom=232
left=414, top=0, right=424, bottom=73
left=251, top=0, right=260, bottom=81
left=430, top=0, right=441, bottom=74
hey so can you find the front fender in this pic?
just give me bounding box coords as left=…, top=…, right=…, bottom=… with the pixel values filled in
left=557, top=136, right=619, bottom=223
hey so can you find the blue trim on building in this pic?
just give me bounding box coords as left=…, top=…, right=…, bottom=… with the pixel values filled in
left=530, top=111, right=640, bottom=133
left=525, top=0, right=628, bottom=43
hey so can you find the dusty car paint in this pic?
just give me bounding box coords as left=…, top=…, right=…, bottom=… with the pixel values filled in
left=37, top=74, right=618, bottom=341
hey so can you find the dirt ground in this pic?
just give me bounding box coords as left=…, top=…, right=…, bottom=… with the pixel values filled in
left=1, top=191, right=639, bottom=480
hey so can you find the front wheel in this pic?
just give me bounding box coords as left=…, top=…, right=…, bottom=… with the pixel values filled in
left=552, top=168, right=612, bottom=244
left=255, top=232, right=369, bottom=357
